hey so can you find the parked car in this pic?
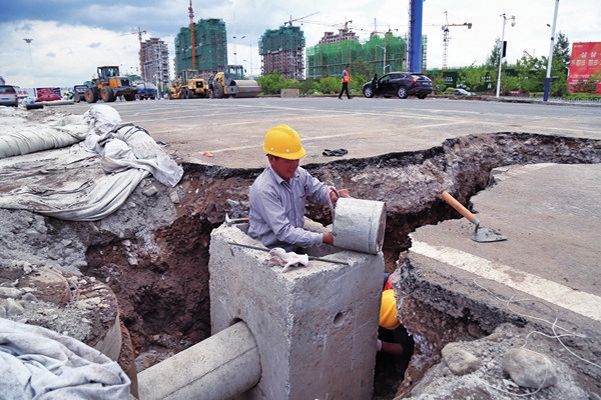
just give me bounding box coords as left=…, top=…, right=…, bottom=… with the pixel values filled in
left=134, top=82, right=157, bottom=100
left=35, top=93, right=62, bottom=102
left=363, top=72, right=432, bottom=99
left=448, top=88, right=476, bottom=96
left=0, top=85, right=18, bottom=107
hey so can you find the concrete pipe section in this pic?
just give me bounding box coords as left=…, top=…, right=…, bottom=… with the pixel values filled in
left=137, top=321, right=261, bottom=400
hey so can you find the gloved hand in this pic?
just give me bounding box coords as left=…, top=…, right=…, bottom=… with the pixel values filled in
left=264, top=248, right=309, bottom=272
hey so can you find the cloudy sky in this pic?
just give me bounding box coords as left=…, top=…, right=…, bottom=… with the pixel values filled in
left=1, top=0, right=599, bottom=88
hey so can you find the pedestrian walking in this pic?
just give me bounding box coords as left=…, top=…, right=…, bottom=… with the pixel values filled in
left=338, top=66, right=352, bottom=99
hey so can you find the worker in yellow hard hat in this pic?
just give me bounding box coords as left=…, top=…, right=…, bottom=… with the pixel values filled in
left=248, top=124, right=349, bottom=252
left=377, top=273, right=414, bottom=377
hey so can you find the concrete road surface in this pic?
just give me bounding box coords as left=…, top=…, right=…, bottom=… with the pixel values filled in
left=63, top=97, right=601, bottom=168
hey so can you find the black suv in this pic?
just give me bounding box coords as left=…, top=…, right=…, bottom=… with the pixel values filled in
left=362, top=72, right=432, bottom=99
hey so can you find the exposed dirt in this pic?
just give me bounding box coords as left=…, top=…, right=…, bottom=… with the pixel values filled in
left=2, top=130, right=601, bottom=399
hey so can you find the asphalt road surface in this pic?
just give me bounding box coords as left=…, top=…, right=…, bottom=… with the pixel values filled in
left=62, top=96, right=601, bottom=168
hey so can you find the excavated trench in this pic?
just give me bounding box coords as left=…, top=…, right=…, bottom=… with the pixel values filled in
left=73, top=132, right=601, bottom=398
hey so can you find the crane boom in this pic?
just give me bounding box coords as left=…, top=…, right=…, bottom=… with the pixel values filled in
left=441, top=11, right=472, bottom=70
left=284, top=11, right=319, bottom=26
left=119, top=27, right=147, bottom=80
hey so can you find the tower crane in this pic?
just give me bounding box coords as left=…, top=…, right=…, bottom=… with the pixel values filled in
left=441, top=11, right=472, bottom=70
left=119, top=27, right=147, bottom=79
left=283, top=11, right=319, bottom=26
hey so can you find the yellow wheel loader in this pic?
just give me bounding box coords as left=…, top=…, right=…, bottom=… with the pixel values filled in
left=168, top=70, right=209, bottom=99
left=209, top=65, right=261, bottom=99
left=85, top=66, right=138, bottom=103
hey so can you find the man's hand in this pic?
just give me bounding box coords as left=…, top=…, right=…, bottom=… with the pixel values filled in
left=329, top=188, right=351, bottom=203
left=323, top=232, right=334, bottom=245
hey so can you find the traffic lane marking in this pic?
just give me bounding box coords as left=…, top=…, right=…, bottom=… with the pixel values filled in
left=410, top=240, right=601, bottom=323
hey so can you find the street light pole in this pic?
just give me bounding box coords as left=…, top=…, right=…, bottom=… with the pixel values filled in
left=543, top=0, right=560, bottom=102
left=495, top=14, right=515, bottom=98
left=232, top=35, right=246, bottom=65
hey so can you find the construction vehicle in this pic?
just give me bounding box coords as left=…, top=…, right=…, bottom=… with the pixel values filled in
left=85, top=66, right=138, bottom=103
left=167, top=69, right=209, bottom=99
left=72, top=85, right=89, bottom=103
left=208, top=65, right=261, bottom=99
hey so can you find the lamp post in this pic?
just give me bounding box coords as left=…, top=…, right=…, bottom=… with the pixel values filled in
left=376, top=44, right=386, bottom=75
left=543, top=0, right=560, bottom=102
left=495, top=14, right=515, bottom=98
left=232, top=35, right=246, bottom=65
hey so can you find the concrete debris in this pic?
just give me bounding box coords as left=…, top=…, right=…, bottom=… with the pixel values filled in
left=169, top=190, right=180, bottom=204
left=142, top=185, right=158, bottom=196
left=502, top=348, right=558, bottom=389
left=441, top=343, right=481, bottom=376
left=400, top=323, right=587, bottom=400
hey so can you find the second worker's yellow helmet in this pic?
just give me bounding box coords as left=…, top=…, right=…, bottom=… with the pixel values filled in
left=263, top=124, right=307, bottom=160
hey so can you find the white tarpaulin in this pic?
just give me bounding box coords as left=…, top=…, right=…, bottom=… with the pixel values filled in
left=0, top=318, right=130, bottom=400
left=0, top=105, right=183, bottom=221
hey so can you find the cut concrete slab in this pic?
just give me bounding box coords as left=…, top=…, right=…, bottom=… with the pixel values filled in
left=399, top=163, right=601, bottom=389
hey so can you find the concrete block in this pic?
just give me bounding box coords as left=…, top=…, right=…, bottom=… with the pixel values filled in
left=280, top=89, right=299, bottom=98
left=209, top=222, right=384, bottom=400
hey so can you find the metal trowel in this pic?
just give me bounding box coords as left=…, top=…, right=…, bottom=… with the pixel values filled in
left=441, top=191, right=508, bottom=243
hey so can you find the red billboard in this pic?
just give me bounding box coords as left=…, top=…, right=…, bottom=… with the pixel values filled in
left=568, top=42, right=601, bottom=94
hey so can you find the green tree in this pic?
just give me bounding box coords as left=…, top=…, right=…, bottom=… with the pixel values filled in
left=486, top=38, right=502, bottom=68
left=513, top=55, right=545, bottom=93
left=549, top=32, right=570, bottom=96
left=350, top=58, right=372, bottom=82
left=572, top=72, right=601, bottom=94
left=459, top=64, right=490, bottom=92
left=554, top=32, right=571, bottom=68
left=299, top=78, right=318, bottom=95
left=316, top=77, right=341, bottom=95
left=256, top=72, right=301, bottom=95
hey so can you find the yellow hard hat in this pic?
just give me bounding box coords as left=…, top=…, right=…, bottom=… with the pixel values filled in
left=263, top=124, right=306, bottom=160
left=379, top=289, right=401, bottom=330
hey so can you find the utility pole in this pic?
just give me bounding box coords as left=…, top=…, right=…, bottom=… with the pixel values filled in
left=495, top=14, right=515, bottom=98
left=544, top=0, right=560, bottom=102
left=376, top=44, right=386, bottom=74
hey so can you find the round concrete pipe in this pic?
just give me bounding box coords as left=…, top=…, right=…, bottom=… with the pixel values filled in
left=332, top=197, right=387, bottom=254
left=137, top=321, right=261, bottom=400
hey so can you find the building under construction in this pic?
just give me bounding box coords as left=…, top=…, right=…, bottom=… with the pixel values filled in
left=174, top=18, right=227, bottom=78
left=140, top=38, right=170, bottom=89
left=259, top=26, right=305, bottom=79
left=307, top=30, right=410, bottom=79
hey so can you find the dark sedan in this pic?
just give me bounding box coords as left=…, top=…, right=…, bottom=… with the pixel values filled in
left=363, top=72, right=432, bottom=99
